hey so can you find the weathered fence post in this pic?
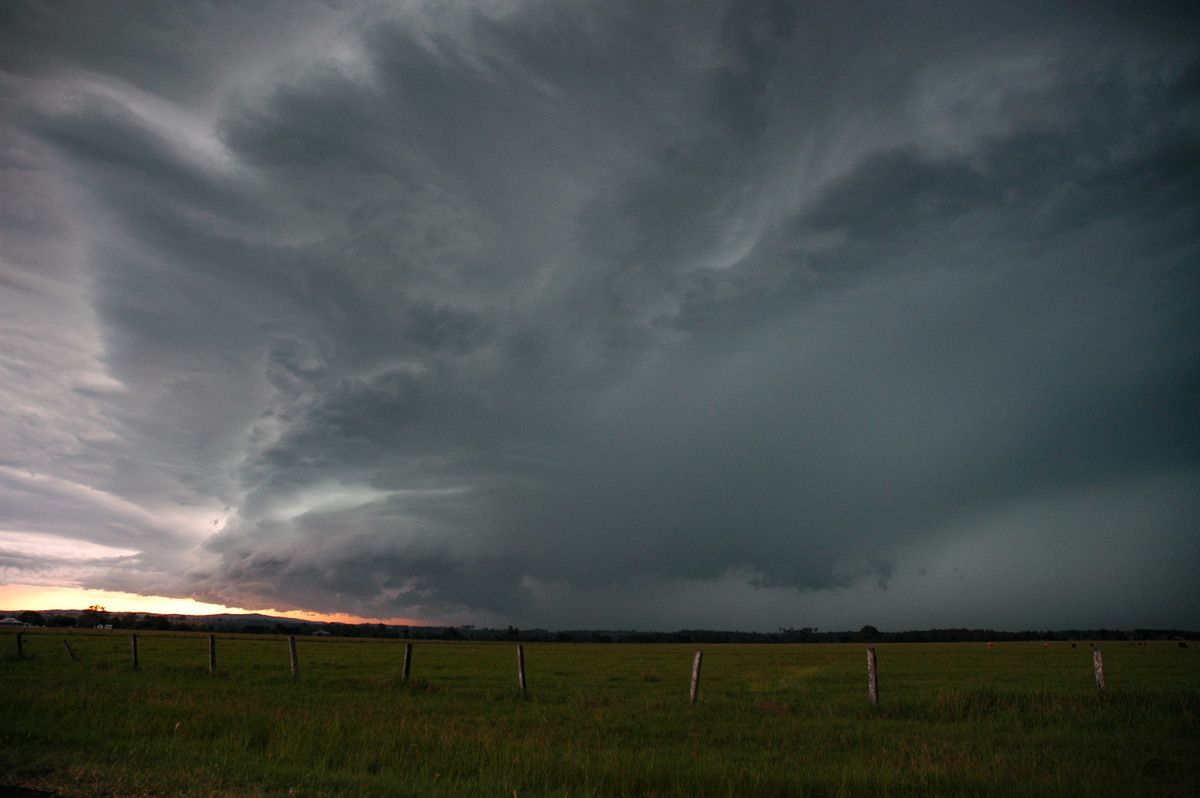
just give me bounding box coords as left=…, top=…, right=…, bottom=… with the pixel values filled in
left=402, top=642, right=413, bottom=682
left=867, top=647, right=879, bottom=704
left=1093, top=648, right=1105, bottom=691
left=690, top=650, right=704, bottom=704
left=289, top=636, right=299, bottom=677
left=130, top=634, right=139, bottom=669
left=62, top=640, right=79, bottom=662
left=517, top=644, right=527, bottom=693
left=15, top=632, right=22, bottom=658
left=208, top=634, right=217, bottom=673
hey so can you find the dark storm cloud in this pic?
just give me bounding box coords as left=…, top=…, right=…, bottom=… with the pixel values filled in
left=2, top=0, right=1197, bottom=630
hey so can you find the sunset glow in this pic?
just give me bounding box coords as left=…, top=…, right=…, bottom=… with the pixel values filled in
left=0, top=584, right=426, bottom=626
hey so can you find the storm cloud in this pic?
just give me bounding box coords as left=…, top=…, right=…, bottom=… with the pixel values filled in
left=2, top=0, right=1198, bottom=631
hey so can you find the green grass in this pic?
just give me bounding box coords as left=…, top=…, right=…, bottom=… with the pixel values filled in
left=2, top=631, right=1197, bottom=796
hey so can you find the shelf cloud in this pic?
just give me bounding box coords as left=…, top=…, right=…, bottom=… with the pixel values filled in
left=2, top=0, right=1197, bottom=630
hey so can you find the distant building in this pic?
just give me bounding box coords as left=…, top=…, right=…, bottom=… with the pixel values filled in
left=1, top=617, right=30, bottom=626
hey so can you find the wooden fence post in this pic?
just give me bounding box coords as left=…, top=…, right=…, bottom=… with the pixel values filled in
left=517, top=644, right=527, bottom=693
left=15, top=632, right=22, bottom=658
left=867, top=647, right=879, bottom=704
left=208, top=634, right=217, bottom=673
left=1093, top=648, right=1105, bottom=691
left=289, top=636, right=299, bottom=677
left=62, top=640, right=79, bottom=662
left=402, top=642, right=413, bottom=682
left=690, top=650, right=704, bottom=704
left=130, top=634, right=139, bottom=669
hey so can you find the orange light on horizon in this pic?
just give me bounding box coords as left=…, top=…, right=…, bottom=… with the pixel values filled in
left=0, top=584, right=427, bottom=627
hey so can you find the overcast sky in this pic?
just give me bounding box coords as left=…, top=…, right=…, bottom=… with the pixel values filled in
left=2, top=0, right=1198, bottom=632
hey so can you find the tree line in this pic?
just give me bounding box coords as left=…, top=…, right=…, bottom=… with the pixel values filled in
left=10, top=609, right=1193, bottom=644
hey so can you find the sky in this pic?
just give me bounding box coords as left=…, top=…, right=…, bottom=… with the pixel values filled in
left=1, top=0, right=1198, bottom=633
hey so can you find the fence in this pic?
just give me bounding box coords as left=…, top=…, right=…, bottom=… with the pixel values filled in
left=7, top=631, right=1125, bottom=705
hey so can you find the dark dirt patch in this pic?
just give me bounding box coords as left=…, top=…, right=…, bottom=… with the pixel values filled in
left=0, top=787, right=65, bottom=798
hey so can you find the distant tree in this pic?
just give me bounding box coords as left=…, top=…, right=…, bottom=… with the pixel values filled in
left=47, top=614, right=74, bottom=627
left=77, top=605, right=109, bottom=628
left=110, top=613, right=136, bottom=630
left=138, top=614, right=172, bottom=631
left=779, top=627, right=815, bottom=642
left=17, top=611, right=45, bottom=626
left=859, top=625, right=881, bottom=643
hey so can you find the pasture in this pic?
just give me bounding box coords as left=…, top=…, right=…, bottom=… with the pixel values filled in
left=2, top=630, right=1197, bottom=796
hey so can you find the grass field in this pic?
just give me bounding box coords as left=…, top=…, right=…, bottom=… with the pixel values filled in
left=2, top=630, right=1197, bottom=796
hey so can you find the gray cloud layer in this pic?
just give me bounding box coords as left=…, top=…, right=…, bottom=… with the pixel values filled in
left=2, top=0, right=1198, bottom=630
